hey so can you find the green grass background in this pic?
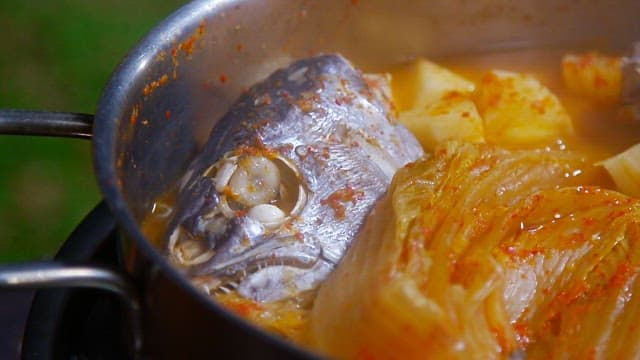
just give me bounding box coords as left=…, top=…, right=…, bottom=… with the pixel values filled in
left=0, top=0, right=186, bottom=261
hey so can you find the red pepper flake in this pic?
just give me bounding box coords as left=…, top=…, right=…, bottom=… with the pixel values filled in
left=556, top=280, right=589, bottom=305
left=488, top=94, right=502, bottom=108
left=577, top=53, right=595, bottom=69
left=513, top=322, right=531, bottom=345
left=144, top=74, right=169, bottom=97
left=227, top=301, right=261, bottom=317
left=445, top=185, right=460, bottom=193
left=501, top=244, right=518, bottom=257
left=364, top=76, right=382, bottom=91
left=280, top=143, right=294, bottom=153
left=321, top=186, right=365, bottom=219
left=165, top=110, right=172, bottom=120
left=564, top=232, right=586, bottom=247
left=481, top=72, right=497, bottom=83
left=471, top=216, right=492, bottom=238
left=170, top=47, right=179, bottom=77
left=608, top=262, right=636, bottom=289
left=235, top=143, right=278, bottom=159
left=298, top=99, right=314, bottom=112
left=129, top=105, right=140, bottom=126
left=530, top=96, right=552, bottom=115
left=197, top=21, right=206, bottom=36
left=159, top=74, right=168, bottom=86
left=280, top=90, right=290, bottom=99
left=607, top=210, right=627, bottom=221
left=594, top=73, right=609, bottom=89
left=180, top=21, right=206, bottom=57
left=182, top=37, right=196, bottom=57
left=461, top=111, right=470, bottom=118
left=321, top=147, right=331, bottom=159
left=236, top=43, right=244, bottom=52
left=351, top=0, right=359, bottom=5
left=501, top=243, right=545, bottom=260
left=220, top=74, right=228, bottom=84
left=335, top=95, right=354, bottom=106
left=542, top=312, right=563, bottom=335
left=168, top=22, right=206, bottom=79
left=442, top=91, right=464, bottom=101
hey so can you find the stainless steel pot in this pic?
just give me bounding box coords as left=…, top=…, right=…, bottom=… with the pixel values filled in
left=1, top=0, right=639, bottom=358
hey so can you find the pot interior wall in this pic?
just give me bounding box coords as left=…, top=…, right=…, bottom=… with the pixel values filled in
left=100, top=0, right=640, bottom=245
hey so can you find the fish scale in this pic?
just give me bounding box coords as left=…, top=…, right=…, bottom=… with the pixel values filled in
left=166, top=54, right=423, bottom=302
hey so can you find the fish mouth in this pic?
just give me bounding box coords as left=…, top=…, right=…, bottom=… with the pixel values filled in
left=171, top=221, right=324, bottom=301
left=193, top=234, right=323, bottom=297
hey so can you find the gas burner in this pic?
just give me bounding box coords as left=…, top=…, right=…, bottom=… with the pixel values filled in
left=12, top=203, right=129, bottom=359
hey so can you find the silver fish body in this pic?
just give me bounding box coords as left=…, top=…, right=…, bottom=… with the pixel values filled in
left=167, top=54, right=423, bottom=302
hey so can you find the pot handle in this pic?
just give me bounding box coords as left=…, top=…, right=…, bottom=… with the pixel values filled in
left=0, top=262, right=142, bottom=357
left=0, top=110, right=142, bottom=353
left=0, top=109, right=93, bottom=139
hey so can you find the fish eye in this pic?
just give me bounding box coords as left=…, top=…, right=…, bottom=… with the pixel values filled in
left=206, top=150, right=308, bottom=230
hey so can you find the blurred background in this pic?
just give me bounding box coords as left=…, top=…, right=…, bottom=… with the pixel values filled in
left=0, top=0, right=186, bottom=261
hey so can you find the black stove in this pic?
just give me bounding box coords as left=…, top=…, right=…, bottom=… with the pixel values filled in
left=1, top=203, right=130, bottom=359
left=1, top=201, right=321, bottom=360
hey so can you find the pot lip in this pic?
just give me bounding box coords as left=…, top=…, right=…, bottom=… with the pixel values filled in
left=93, top=0, right=321, bottom=358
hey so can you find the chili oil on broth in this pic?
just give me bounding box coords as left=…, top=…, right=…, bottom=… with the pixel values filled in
left=140, top=47, right=639, bottom=347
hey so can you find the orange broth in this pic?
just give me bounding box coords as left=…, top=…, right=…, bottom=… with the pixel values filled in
left=141, top=47, right=640, bottom=346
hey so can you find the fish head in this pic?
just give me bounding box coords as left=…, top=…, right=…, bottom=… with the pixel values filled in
left=167, top=147, right=326, bottom=301
left=163, top=54, right=425, bottom=303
